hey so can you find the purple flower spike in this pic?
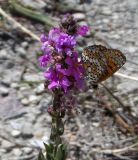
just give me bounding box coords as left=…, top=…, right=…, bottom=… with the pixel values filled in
left=44, top=64, right=71, bottom=92
left=56, top=33, right=76, bottom=55
left=39, top=54, right=51, bottom=67
left=39, top=48, right=52, bottom=67
left=39, top=14, right=88, bottom=93
left=77, top=25, right=89, bottom=36
left=65, top=52, right=84, bottom=81
left=48, top=27, right=61, bottom=46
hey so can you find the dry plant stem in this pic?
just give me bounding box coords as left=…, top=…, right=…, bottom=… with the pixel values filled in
left=100, top=84, right=134, bottom=133
left=101, top=83, right=125, bottom=107
left=92, top=141, right=138, bottom=154
left=0, top=7, right=40, bottom=41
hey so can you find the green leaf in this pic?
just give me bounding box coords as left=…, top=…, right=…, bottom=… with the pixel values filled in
left=38, top=150, right=45, bottom=160
left=44, top=143, right=54, bottom=153
left=54, top=144, right=67, bottom=160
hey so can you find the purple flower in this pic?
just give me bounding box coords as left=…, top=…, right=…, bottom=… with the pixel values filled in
left=65, top=52, right=84, bottom=88
left=41, top=41, right=49, bottom=51
left=48, top=27, right=61, bottom=46
left=77, top=25, right=89, bottom=36
left=39, top=15, right=89, bottom=93
left=55, top=33, right=76, bottom=55
left=41, top=28, right=61, bottom=51
left=44, top=64, right=71, bottom=92
left=39, top=48, right=52, bottom=67
left=40, top=34, right=47, bottom=42
left=39, top=54, right=51, bottom=67
left=65, top=52, right=84, bottom=81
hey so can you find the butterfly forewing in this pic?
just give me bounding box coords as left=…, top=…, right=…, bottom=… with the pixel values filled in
left=82, top=45, right=126, bottom=84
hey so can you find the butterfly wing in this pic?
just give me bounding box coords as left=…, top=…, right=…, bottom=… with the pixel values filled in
left=82, top=45, right=126, bottom=84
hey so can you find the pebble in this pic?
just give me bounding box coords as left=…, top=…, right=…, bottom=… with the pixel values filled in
left=28, top=95, right=40, bottom=104
left=22, top=147, right=33, bottom=154
left=33, top=130, right=45, bottom=138
left=0, top=86, right=9, bottom=97
left=11, top=130, right=21, bottom=138
left=0, top=49, right=9, bottom=59
left=12, top=148, right=22, bottom=156
left=92, top=122, right=99, bottom=127
left=73, top=13, right=85, bottom=20
left=102, top=7, right=112, bottom=15
left=21, top=41, right=28, bottom=48
left=23, top=73, right=45, bottom=82
left=16, top=47, right=26, bottom=57
left=21, top=123, right=33, bottom=138
left=34, top=83, right=44, bottom=94
left=127, top=46, right=136, bottom=53
left=21, top=98, right=29, bottom=106
left=11, top=83, right=19, bottom=89
left=2, top=140, right=14, bottom=149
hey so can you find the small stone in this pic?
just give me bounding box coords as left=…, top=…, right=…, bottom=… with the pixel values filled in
left=33, top=130, right=44, bottom=138
left=0, top=49, right=9, bottom=59
left=23, top=147, right=33, bottom=154
left=11, top=130, right=21, bottom=138
left=13, top=148, right=22, bottom=156
left=29, top=139, right=44, bottom=148
left=112, top=14, right=119, bottom=19
left=29, top=95, right=39, bottom=104
left=92, top=122, right=99, bottom=127
left=23, top=73, right=45, bottom=82
left=102, top=19, right=109, bottom=23
left=131, top=111, right=137, bottom=117
left=0, top=148, right=6, bottom=153
left=21, top=98, right=29, bottom=106
left=73, top=13, right=85, bottom=20
left=16, top=47, right=26, bottom=57
left=21, top=123, right=33, bottom=138
left=128, top=46, right=136, bottom=53
left=34, top=83, right=44, bottom=94
left=11, top=83, right=19, bottom=89
left=111, top=34, right=120, bottom=39
left=102, top=7, right=112, bottom=15
left=0, top=86, right=9, bottom=97
left=2, top=140, right=14, bottom=149
left=21, top=41, right=28, bottom=48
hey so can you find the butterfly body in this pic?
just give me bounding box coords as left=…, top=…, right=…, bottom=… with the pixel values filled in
left=82, top=45, right=126, bottom=84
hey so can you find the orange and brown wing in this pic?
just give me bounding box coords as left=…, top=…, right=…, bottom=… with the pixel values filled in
left=82, top=45, right=126, bottom=84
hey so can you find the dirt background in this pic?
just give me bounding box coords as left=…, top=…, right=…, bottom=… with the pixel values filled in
left=0, top=0, right=138, bottom=160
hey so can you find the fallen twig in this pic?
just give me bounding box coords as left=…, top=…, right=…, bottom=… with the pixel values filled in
left=0, top=7, right=40, bottom=41
left=92, top=142, right=138, bottom=154
left=115, top=72, right=138, bottom=81
left=99, top=84, right=134, bottom=133
left=101, top=83, right=125, bottom=107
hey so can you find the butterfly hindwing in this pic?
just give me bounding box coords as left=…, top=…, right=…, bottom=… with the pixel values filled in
left=82, top=45, right=126, bottom=84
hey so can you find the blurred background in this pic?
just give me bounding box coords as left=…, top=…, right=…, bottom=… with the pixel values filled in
left=0, top=0, right=138, bottom=160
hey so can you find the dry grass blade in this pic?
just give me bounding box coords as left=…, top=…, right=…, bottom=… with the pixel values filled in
left=0, top=7, right=40, bottom=41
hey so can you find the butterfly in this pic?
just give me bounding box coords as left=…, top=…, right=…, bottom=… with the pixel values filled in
left=82, top=45, right=126, bottom=85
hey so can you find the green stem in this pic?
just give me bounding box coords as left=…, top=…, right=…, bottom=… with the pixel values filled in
left=47, top=92, right=66, bottom=160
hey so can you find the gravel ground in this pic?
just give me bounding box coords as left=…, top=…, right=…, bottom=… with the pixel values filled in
left=0, top=0, right=138, bottom=160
